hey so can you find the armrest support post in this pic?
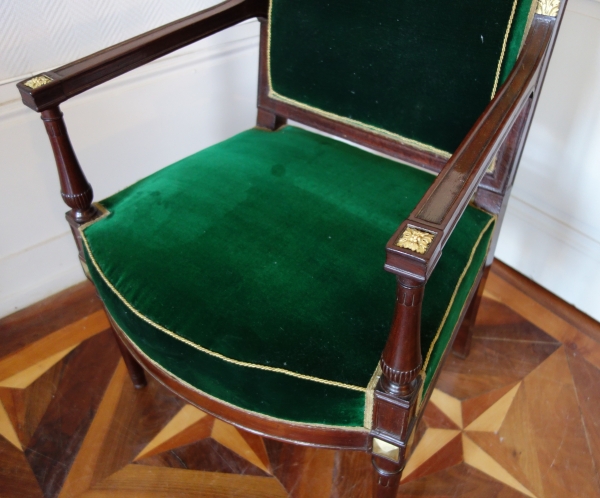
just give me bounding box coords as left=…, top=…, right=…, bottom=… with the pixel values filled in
left=380, top=276, right=424, bottom=395
left=41, top=106, right=97, bottom=224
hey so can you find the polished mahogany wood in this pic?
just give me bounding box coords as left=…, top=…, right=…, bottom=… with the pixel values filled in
left=380, top=278, right=424, bottom=395
left=256, top=108, right=287, bottom=130
left=17, top=0, right=269, bottom=112
left=16, top=3, right=568, bottom=498
left=372, top=455, right=403, bottom=498
left=40, top=107, right=98, bottom=224
left=110, top=326, right=147, bottom=389
left=111, top=320, right=370, bottom=451
left=384, top=17, right=555, bottom=282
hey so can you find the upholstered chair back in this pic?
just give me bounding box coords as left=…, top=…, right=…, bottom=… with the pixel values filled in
left=268, top=0, right=536, bottom=157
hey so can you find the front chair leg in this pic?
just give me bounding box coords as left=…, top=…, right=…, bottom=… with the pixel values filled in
left=111, top=328, right=147, bottom=389
left=372, top=454, right=403, bottom=498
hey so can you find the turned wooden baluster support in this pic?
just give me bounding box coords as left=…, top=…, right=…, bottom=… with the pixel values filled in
left=41, top=106, right=98, bottom=224
left=39, top=107, right=145, bottom=389
left=380, top=276, right=424, bottom=395
left=371, top=276, right=424, bottom=497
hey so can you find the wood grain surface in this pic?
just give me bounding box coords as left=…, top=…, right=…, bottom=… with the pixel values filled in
left=0, top=259, right=598, bottom=497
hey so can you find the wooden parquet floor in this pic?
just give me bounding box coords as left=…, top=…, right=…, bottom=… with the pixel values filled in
left=0, top=261, right=599, bottom=497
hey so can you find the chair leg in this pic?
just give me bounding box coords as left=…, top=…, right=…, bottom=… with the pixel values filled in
left=372, top=455, right=403, bottom=498
left=111, top=329, right=147, bottom=389
left=452, top=265, right=490, bottom=359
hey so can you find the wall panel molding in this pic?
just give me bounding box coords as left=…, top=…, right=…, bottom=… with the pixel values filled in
left=0, top=21, right=260, bottom=317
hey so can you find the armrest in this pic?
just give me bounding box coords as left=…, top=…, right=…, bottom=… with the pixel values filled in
left=17, top=0, right=268, bottom=112
left=384, top=14, right=556, bottom=283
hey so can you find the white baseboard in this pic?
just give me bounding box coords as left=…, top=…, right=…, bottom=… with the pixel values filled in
left=1, top=18, right=598, bottom=325
left=0, top=21, right=261, bottom=318
left=0, top=232, right=85, bottom=317
left=496, top=196, right=600, bottom=321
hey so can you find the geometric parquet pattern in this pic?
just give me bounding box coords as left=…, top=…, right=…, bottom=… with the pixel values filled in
left=0, top=261, right=599, bottom=497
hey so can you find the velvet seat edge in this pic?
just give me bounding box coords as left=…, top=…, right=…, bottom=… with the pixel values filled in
left=79, top=126, right=495, bottom=430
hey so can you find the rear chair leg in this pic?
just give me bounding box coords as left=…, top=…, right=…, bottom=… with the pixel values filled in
left=111, top=328, right=147, bottom=389
left=452, top=265, right=490, bottom=358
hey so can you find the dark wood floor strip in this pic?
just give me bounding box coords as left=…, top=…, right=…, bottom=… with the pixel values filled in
left=24, top=330, right=119, bottom=498
left=0, top=261, right=598, bottom=497
left=0, top=282, right=101, bottom=360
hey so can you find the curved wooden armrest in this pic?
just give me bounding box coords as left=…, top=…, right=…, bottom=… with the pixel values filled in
left=17, top=0, right=268, bottom=112
left=384, top=14, right=556, bottom=283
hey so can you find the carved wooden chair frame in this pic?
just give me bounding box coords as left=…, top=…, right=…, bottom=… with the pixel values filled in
left=17, top=0, right=565, bottom=495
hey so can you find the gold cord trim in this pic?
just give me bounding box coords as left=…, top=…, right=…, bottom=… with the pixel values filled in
left=420, top=217, right=496, bottom=376
left=80, top=216, right=366, bottom=394
left=269, top=89, right=453, bottom=159
left=116, top=323, right=368, bottom=432
left=266, top=0, right=451, bottom=160
left=363, top=363, right=382, bottom=429
left=491, top=0, right=520, bottom=99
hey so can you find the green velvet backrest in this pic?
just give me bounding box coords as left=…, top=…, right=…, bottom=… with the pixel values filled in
left=268, top=0, right=536, bottom=156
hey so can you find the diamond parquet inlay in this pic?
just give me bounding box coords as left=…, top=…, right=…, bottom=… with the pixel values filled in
left=0, top=262, right=598, bottom=498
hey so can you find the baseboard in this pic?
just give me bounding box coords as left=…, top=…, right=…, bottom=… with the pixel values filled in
left=0, top=232, right=85, bottom=317
left=496, top=195, right=600, bottom=322
left=0, top=21, right=261, bottom=319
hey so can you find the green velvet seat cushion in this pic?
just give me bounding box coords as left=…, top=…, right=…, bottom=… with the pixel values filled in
left=269, top=0, right=535, bottom=155
left=83, top=126, right=494, bottom=428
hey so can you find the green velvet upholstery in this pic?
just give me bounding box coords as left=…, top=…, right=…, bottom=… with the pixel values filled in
left=269, top=0, right=535, bottom=155
left=83, top=126, right=494, bottom=428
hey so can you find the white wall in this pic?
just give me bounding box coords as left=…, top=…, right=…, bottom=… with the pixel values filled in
left=1, top=0, right=598, bottom=320
left=0, top=0, right=259, bottom=315
left=496, top=0, right=600, bottom=319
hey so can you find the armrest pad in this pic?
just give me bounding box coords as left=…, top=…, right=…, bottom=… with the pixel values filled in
left=17, top=0, right=268, bottom=112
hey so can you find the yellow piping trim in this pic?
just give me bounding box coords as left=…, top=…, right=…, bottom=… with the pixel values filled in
left=421, top=217, right=496, bottom=375
left=265, top=0, right=451, bottom=159
left=114, top=319, right=368, bottom=432
left=491, top=0, right=520, bottom=99
left=363, top=363, right=382, bottom=429
left=267, top=0, right=521, bottom=153
left=80, top=214, right=365, bottom=394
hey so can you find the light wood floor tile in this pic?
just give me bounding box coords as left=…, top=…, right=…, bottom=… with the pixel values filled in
left=403, top=428, right=460, bottom=479
left=430, top=389, right=463, bottom=428
left=0, top=345, right=77, bottom=389
left=0, top=310, right=108, bottom=382
left=87, top=464, right=288, bottom=497
left=211, top=419, right=270, bottom=474
left=135, top=404, right=207, bottom=461
left=0, top=398, right=21, bottom=451
left=523, top=348, right=600, bottom=498
left=462, top=433, right=536, bottom=497
left=465, top=382, right=520, bottom=432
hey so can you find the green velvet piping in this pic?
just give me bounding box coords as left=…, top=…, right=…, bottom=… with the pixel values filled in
left=83, top=126, right=494, bottom=427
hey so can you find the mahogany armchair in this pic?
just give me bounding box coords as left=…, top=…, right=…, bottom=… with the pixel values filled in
left=17, top=0, right=565, bottom=495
